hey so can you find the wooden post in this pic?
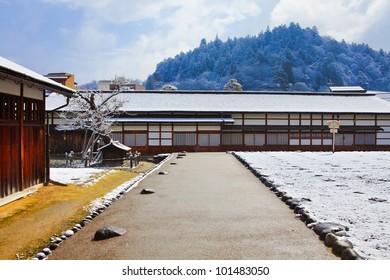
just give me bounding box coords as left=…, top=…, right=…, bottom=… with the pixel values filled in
left=327, top=120, right=341, bottom=153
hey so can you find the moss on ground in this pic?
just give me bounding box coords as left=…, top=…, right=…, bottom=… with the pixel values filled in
left=0, top=162, right=155, bottom=260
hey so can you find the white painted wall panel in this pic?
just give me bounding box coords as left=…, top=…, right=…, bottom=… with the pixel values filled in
left=148, top=139, right=160, bottom=146
left=149, top=132, right=160, bottom=138
left=244, top=113, right=265, bottom=119
left=161, top=132, right=172, bottom=139
left=124, top=125, right=147, bottom=131
left=245, top=119, right=266, bottom=125
left=111, top=126, right=123, bottom=132
left=161, top=140, right=172, bottom=146
left=24, top=86, right=43, bottom=100
left=161, top=125, right=172, bottom=132
left=377, top=133, right=390, bottom=139
left=174, top=125, right=196, bottom=132
left=149, top=125, right=160, bottom=132
left=0, top=78, right=19, bottom=96
left=377, top=139, right=390, bottom=145
left=312, top=139, right=322, bottom=145
left=267, top=119, right=288, bottom=125
left=323, top=139, right=332, bottom=145
left=197, top=125, right=220, bottom=131
left=356, top=120, right=375, bottom=126
left=377, top=121, right=390, bottom=126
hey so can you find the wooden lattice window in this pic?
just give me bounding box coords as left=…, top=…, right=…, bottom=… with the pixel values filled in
left=23, top=98, right=44, bottom=122
left=0, top=93, right=20, bottom=121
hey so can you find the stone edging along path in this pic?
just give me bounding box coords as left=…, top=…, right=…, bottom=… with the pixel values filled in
left=34, top=152, right=363, bottom=260
left=32, top=154, right=173, bottom=260
left=232, top=152, right=364, bottom=260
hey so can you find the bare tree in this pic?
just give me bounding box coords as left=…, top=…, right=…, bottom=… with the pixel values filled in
left=57, top=90, right=124, bottom=166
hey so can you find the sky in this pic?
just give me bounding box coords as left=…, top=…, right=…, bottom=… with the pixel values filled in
left=1, top=0, right=389, bottom=85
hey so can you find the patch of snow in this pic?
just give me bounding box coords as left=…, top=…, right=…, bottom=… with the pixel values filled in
left=235, top=151, right=390, bottom=260
left=50, top=168, right=109, bottom=185
left=85, top=154, right=173, bottom=213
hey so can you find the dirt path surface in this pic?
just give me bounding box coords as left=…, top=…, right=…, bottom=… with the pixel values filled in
left=50, top=153, right=337, bottom=260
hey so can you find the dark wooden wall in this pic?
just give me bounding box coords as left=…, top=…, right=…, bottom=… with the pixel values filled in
left=1, top=92, right=45, bottom=200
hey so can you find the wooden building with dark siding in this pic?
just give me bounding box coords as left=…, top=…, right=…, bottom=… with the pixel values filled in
left=0, top=56, right=74, bottom=206
left=47, top=90, right=390, bottom=155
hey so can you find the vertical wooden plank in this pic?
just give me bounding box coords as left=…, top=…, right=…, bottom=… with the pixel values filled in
left=19, top=83, right=24, bottom=192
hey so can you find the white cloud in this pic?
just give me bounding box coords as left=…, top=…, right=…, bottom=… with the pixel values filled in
left=44, top=0, right=262, bottom=82
left=270, top=0, right=390, bottom=44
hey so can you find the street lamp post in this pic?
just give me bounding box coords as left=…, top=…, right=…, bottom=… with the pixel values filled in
left=327, top=120, right=341, bottom=153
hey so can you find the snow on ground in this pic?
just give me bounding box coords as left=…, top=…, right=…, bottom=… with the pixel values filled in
left=235, top=151, right=390, bottom=260
left=50, top=168, right=110, bottom=186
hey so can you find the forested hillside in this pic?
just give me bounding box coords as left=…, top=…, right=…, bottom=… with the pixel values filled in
left=145, top=23, right=390, bottom=92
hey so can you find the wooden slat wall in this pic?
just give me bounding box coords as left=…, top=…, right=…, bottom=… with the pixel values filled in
left=0, top=125, right=21, bottom=198
left=1, top=91, right=45, bottom=200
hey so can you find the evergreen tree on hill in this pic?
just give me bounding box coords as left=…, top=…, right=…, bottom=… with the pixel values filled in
left=145, top=23, right=390, bottom=92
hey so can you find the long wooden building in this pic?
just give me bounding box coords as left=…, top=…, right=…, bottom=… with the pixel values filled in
left=0, top=56, right=74, bottom=206
left=46, top=90, right=390, bottom=154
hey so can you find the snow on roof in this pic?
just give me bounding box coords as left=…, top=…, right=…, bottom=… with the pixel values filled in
left=329, top=86, right=367, bottom=92
left=45, top=92, right=70, bottom=111
left=98, top=141, right=131, bottom=151
left=110, top=117, right=235, bottom=123
left=45, top=91, right=390, bottom=114
left=116, top=92, right=390, bottom=114
left=0, top=55, right=75, bottom=96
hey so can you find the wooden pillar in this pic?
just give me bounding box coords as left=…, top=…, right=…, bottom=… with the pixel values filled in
left=19, top=83, right=24, bottom=191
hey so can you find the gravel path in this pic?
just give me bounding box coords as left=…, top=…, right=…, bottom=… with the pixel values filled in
left=49, top=153, right=336, bottom=260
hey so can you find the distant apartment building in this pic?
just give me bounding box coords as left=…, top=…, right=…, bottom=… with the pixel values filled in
left=45, top=72, right=78, bottom=90
left=98, top=78, right=145, bottom=91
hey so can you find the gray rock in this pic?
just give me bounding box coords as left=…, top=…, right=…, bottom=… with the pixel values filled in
left=332, top=239, right=354, bottom=256
left=341, top=248, right=362, bottom=260
left=314, top=222, right=346, bottom=240
left=64, top=230, right=74, bottom=237
left=140, top=188, right=155, bottom=194
left=49, top=243, right=59, bottom=250
left=305, top=216, right=317, bottom=225
left=36, top=252, right=46, bottom=260
left=42, top=248, right=52, bottom=255
left=314, top=222, right=346, bottom=235
left=158, top=171, right=168, bottom=175
left=282, top=195, right=292, bottom=202
left=324, top=233, right=339, bottom=247
left=294, top=205, right=305, bottom=214
left=93, top=226, right=127, bottom=241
